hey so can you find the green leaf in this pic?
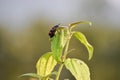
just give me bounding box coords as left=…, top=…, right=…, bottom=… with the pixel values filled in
left=36, top=52, right=57, bottom=77
left=19, top=73, right=39, bottom=78
left=64, top=58, right=90, bottom=80
left=73, top=31, right=93, bottom=60
left=50, top=71, right=58, bottom=76
left=51, top=27, right=68, bottom=62
left=69, top=21, right=92, bottom=31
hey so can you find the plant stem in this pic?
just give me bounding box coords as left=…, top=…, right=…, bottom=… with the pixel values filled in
left=55, top=63, right=64, bottom=80
left=55, top=38, right=70, bottom=80
left=63, top=40, right=70, bottom=61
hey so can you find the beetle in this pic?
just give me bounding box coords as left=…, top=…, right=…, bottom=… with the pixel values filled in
left=49, top=24, right=60, bottom=38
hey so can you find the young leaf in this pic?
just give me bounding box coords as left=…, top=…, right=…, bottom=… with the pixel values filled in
left=73, top=31, right=93, bottom=60
left=51, top=27, right=68, bottom=62
left=36, top=52, right=57, bottom=77
left=19, top=73, right=39, bottom=78
left=69, top=21, right=92, bottom=31
left=64, top=58, right=90, bottom=80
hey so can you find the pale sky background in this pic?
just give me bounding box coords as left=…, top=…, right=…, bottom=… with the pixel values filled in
left=0, top=0, right=120, bottom=29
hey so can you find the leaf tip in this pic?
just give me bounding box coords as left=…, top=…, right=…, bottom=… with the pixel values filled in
left=88, top=46, right=94, bottom=60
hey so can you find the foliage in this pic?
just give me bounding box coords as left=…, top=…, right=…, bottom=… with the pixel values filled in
left=20, top=21, right=94, bottom=80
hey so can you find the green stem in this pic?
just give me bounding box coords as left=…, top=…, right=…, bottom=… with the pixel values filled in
left=55, top=37, right=71, bottom=80
left=63, top=39, right=70, bottom=61
left=55, top=63, right=64, bottom=80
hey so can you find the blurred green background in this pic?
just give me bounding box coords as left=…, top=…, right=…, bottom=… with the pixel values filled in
left=0, top=0, right=120, bottom=80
